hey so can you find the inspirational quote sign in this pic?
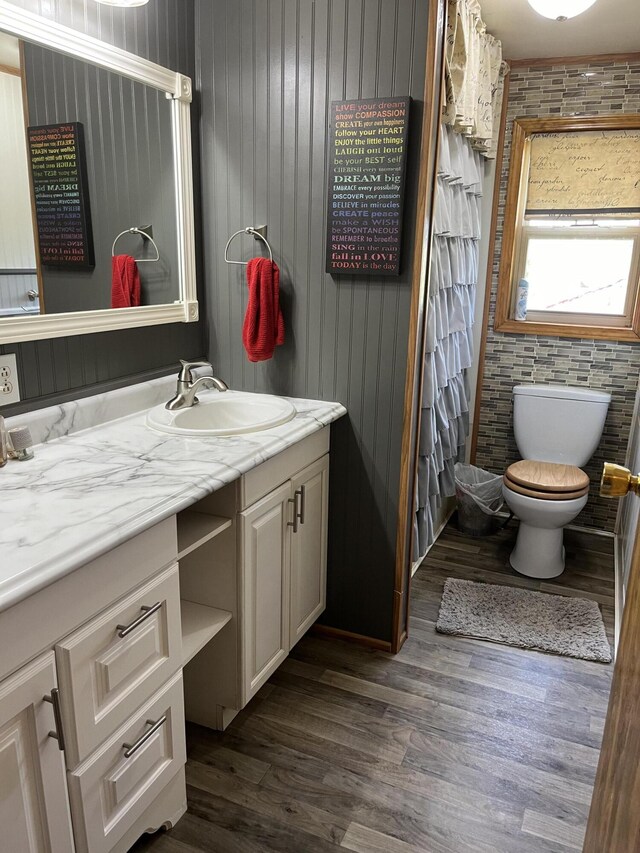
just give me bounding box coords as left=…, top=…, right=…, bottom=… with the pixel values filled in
left=326, top=97, right=410, bottom=275
left=28, top=122, right=94, bottom=268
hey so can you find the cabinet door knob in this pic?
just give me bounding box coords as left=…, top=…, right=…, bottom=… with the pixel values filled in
left=297, top=485, right=306, bottom=525
left=122, top=716, right=167, bottom=758
left=116, top=601, right=162, bottom=638
left=43, top=688, right=65, bottom=752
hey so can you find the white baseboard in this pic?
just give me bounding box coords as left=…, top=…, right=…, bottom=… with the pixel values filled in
left=495, top=510, right=614, bottom=538
left=565, top=522, right=614, bottom=538
left=412, top=507, right=455, bottom=576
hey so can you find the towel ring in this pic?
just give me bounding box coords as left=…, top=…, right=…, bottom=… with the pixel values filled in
left=224, top=227, right=273, bottom=266
left=112, top=227, right=160, bottom=262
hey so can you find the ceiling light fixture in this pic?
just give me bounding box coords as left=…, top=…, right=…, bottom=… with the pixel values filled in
left=527, top=0, right=597, bottom=21
left=94, top=0, right=150, bottom=7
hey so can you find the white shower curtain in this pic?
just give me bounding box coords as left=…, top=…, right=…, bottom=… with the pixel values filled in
left=442, top=0, right=506, bottom=159
left=413, top=124, right=484, bottom=560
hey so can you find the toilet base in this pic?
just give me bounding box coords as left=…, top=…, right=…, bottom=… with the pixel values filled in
left=509, top=522, right=566, bottom=579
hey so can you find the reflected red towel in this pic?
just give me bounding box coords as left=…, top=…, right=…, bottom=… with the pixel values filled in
left=111, top=255, right=141, bottom=309
left=242, top=257, right=285, bottom=362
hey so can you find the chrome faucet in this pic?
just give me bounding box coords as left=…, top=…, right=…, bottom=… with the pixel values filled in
left=165, top=360, right=228, bottom=411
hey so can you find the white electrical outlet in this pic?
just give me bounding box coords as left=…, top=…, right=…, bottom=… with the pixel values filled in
left=0, top=354, right=20, bottom=406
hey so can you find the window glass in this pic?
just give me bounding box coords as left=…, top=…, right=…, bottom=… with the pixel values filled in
left=523, top=236, right=634, bottom=315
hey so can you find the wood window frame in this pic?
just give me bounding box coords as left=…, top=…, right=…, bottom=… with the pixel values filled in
left=494, top=114, right=640, bottom=343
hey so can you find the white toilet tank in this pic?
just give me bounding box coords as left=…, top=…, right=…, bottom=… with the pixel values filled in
left=513, top=384, right=611, bottom=466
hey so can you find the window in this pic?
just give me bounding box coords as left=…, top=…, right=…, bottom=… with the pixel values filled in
left=495, top=116, right=640, bottom=341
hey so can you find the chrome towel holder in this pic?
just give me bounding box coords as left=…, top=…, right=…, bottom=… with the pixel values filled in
left=112, top=227, right=160, bottom=262
left=224, top=226, right=273, bottom=266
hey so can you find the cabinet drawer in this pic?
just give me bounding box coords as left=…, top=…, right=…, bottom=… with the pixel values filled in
left=241, top=426, right=330, bottom=508
left=56, top=564, right=182, bottom=768
left=68, top=672, right=186, bottom=853
left=0, top=516, right=177, bottom=684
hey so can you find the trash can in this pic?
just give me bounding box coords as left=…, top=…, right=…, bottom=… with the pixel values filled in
left=454, top=463, right=504, bottom=537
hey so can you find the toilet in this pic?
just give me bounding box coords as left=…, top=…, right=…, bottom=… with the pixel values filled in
left=502, top=384, right=611, bottom=579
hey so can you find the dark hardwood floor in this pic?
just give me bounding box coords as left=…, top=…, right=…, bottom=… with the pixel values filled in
left=134, top=521, right=614, bottom=853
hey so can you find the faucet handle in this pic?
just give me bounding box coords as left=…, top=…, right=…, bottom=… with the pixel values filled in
left=178, top=359, right=211, bottom=383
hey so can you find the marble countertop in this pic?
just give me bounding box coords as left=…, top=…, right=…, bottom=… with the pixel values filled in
left=0, top=379, right=345, bottom=613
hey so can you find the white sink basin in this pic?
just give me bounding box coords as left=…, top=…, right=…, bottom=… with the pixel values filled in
left=146, top=389, right=296, bottom=436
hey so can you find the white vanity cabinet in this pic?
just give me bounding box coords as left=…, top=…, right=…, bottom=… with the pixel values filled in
left=0, top=652, right=75, bottom=853
left=54, top=564, right=183, bottom=769
left=241, top=482, right=292, bottom=701
left=240, top=454, right=329, bottom=702
left=0, top=519, right=186, bottom=853
left=67, top=672, right=186, bottom=853
left=0, top=422, right=335, bottom=850
left=181, top=426, right=331, bottom=727
left=289, top=456, right=330, bottom=645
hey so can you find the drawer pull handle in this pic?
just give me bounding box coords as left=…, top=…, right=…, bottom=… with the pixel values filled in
left=288, top=487, right=305, bottom=533
left=123, top=715, right=167, bottom=758
left=287, top=496, right=299, bottom=533
left=117, top=601, right=162, bottom=638
left=43, top=688, right=65, bottom=752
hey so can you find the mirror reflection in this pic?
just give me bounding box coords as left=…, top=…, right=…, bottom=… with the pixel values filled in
left=0, top=31, right=179, bottom=317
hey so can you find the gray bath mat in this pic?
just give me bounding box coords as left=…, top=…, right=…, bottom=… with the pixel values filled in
left=436, top=578, right=612, bottom=663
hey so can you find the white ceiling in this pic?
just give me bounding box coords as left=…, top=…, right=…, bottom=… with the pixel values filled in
left=481, top=0, right=640, bottom=60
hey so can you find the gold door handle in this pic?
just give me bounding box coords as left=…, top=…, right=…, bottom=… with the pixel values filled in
left=600, top=463, right=640, bottom=497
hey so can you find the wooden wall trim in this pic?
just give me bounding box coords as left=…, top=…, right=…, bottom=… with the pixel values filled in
left=0, top=61, right=21, bottom=76
left=495, top=319, right=640, bottom=343
left=391, top=0, right=447, bottom=654
left=311, top=624, right=393, bottom=653
left=493, top=118, right=528, bottom=332
left=493, top=113, right=640, bottom=342
left=469, top=71, right=510, bottom=464
left=584, top=517, right=640, bottom=851
left=508, top=52, right=640, bottom=69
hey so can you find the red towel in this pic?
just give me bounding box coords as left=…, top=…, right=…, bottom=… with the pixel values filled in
left=111, top=255, right=141, bottom=309
left=242, top=257, right=285, bottom=362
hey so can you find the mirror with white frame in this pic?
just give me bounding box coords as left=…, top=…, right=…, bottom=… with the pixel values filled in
left=0, top=1, right=197, bottom=344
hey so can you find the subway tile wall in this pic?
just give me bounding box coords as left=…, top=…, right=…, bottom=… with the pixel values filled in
left=475, top=58, right=640, bottom=532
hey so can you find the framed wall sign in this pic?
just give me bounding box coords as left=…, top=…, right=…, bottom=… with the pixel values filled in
left=27, top=121, right=94, bottom=268
left=326, top=96, right=411, bottom=276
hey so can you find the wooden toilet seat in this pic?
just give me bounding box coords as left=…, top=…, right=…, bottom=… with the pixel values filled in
left=504, top=460, right=590, bottom=501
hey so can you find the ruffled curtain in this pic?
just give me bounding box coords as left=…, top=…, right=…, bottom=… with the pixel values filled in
left=442, top=0, right=507, bottom=159
left=413, top=124, right=484, bottom=560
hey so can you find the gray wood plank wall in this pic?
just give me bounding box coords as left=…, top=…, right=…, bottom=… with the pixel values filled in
left=0, top=0, right=205, bottom=416
left=197, top=0, right=429, bottom=641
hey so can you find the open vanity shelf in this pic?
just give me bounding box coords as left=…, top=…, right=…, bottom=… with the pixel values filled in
left=176, top=507, right=235, bottom=669
left=177, top=511, right=232, bottom=560
left=180, top=601, right=232, bottom=665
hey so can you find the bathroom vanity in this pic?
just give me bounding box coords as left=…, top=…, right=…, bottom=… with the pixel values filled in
left=0, top=377, right=345, bottom=853
left=0, top=5, right=347, bottom=849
